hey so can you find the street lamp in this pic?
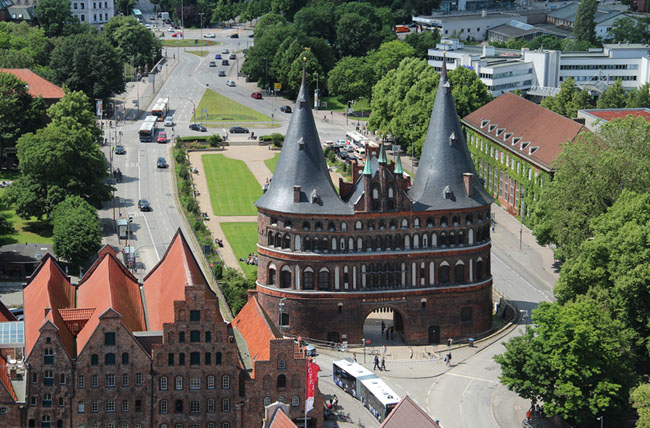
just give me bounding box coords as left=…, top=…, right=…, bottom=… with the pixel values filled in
left=314, top=71, right=319, bottom=110
left=198, top=13, right=204, bottom=56
left=278, top=298, right=286, bottom=333
left=597, top=416, right=603, bottom=428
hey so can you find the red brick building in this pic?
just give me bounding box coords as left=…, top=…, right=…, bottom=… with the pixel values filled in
left=255, top=67, right=494, bottom=346
left=9, top=230, right=321, bottom=428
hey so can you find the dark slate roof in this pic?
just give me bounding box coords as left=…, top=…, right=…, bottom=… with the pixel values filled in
left=345, top=156, right=379, bottom=206
left=255, top=74, right=352, bottom=215
left=409, top=64, right=493, bottom=211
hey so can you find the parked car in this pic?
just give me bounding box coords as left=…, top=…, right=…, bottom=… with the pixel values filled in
left=251, top=92, right=263, bottom=99
left=157, top=131, right=167, bottom=143
left=248, top=33, right=254, bottom=38
left=229, top=53, right=236, bottom=60
left=204, top=33, right=216, bottom=38
left=226, top=80, right=236, bottom=87
left=209, top=61, right=216, bottom=67
left=218, top=70, right=226, bottom=77
left=229, top=33, right=239, bottom=38
left=222, top=59, right=229, bottom=66
left=171, top=32, right=182, bottom=38
left=157, top=157, right=168, bottom=168
left=164, top=115, right=174, bottom=126
left=215, top=53, right=222, bottom=59
left=115, top=145, right=126, bottom=154
left=138, top=199, right=151, bottom=211
left=167, top=27, right=175, bottom=32
left=280, top=105, right=292, bottom=113
left=222, top=48, right=229, bottom=54
left=229, top=126, right=249, bottom=134
left=189, top=123, right=207, bottom=132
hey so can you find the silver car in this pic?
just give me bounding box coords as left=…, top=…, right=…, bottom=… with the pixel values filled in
left=164, top=115, right=174, bottom=127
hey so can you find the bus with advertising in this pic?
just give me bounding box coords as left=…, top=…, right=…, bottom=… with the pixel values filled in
left=132, top=8, right=144, bottom=22
left=345, top=130, right=368, bottom=151
left=138, top=116, right=157, bottom=142
left=394, top=25, right=410, bottom=33
left=333, top=359, right=399, bottom=422
left=151, top=98, right=169, bottom=121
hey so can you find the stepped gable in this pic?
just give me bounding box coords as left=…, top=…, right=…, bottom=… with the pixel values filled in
left=255, top=69, right=352, bottom=215
left=143, top=229, right=210, bottom=331
left=409, top=62, right=492, bottom=211
left=23, top=254, right=75, bottom=358
left=76, top=251, right=146, bottom=353
left=231, top=295, right=279, bottom=378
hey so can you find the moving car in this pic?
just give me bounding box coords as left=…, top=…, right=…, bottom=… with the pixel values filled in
left=209, top=61, right=216, bottom=67
left=167, top=27, right=175, bottom=32
left=215, top=53, right=222, bottom=59
left=229, top=33, right=239, bottom=38
left=189, top=123, right=207, bottom=132
left=204, top=33, right=216, bottom=38
left=157, top=131, right=167, bottom=143
left=157, top=157, right=168, bottom=168
left=164, top=115, right=174, bottom=126
left=251, top=92, right=263, bottom=99
left=222, top=48, right=229, bottom=54
left=229, top=53, right=236, bottom=60
left=229, top=126, right=249, bottom=134
left=226, top=80, right=235, bottom=87
left=115, top=145, right=126, bottom=154
left=218, top=70, right=226, bottom=77
left=280, top=105, right=292, bottom=113
left=138, top=199, right=151, bottom=211
left=172, top=32, right=182, bottom=38
left=222, top=59, right=229, bottom=66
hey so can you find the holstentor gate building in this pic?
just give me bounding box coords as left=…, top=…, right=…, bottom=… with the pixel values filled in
left=255, top=66, right=494, bottom=345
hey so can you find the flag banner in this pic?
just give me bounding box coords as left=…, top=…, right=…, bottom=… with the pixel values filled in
left=305, top=359, right=321, bottom=414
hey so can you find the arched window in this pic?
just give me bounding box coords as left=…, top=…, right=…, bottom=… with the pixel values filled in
left=348, top=237, right=354, bottom=252
left=440, top=216, right=448, bottom=227
left=280, top=268, right=291, bottom=289
left=390, top=219, right=397, bottom=229
left=303, top=269, right=314, bottom=290
left=357, top=237, right=363, bottom=251
left=427, top=217, right=434, bottom=227
left=283, top=234, right=290, bottom=249
left=321, top=237, right=328, bottom=252
left=440, top=232, right=447, bottom=247
left=420, top=262, right=426, bottom=286
left=414, top=218, right=420, bottom=228
left=365, top=237, right=372, bottom=252
left=277, top=374, right=287, bottom=389
left=284, top=220, right=292, bottom=229
left=432, top=232, right=437, bottom=247
left=328, top=222, right=336, bottom=232
left=469, top=229, right=474, bottom=245
left=91, top=354, right=98, bottom=365
left=449, top=232, right=455, bottom=247
left=275, top=233, right=281, bottom=248
left=388, top=187, right=394, bottom=198
left=368, top=220, right=375, bottom=230
left=372, top=187, right=379, bottom=199
left=465, top=214, right=473, bottom=224
left=294, top=235, right=301, bottom=251
left=355, top=221, right=363, bottom=230
left=303, top=237, right=311, bottom=251
left=331, top=238, right=337, bottom=251
left=439, top=264, right=450, bottom=284
left=413, top=234, right=419, bottom=249
left=341, top=222, right=348, bottom=232
left=278, top=359, right=286, bottom=370
left=105, top=353, right=115, bottom=365
left=268, top=266, right=276, bottom=286
left=458, top=231, right=464, bottom=246
left=302, top=221, right=310, bottom=231
left=122, top=352, right=129, bottom=364
left=452, top=216, right=459, bottom=225
left=455, top=262, right=465, bottom=284
left=404, top=235, right=410, bottom=249
left=267, top=231, right=273, bottom=246
left=175, top=376, right=183, bottom=390
left=385, top=235, right=392, bottom=250
left=476, top=259, right=484, bottom=280
left=375, top=236, right=382, bottom=251
left=315, top=222, right=323, bottom=231
left=216, top=352, right=222, bottom=365
left=318, top=269, right=330, bottom=290
left=401, top=218, right=408, bottom=228
left=429, top=262, right=435, bottom=285
left=422, top=233, right=428, bottom=248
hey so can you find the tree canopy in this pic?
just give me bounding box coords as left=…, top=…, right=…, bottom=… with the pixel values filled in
left=52, top=195, right=101, bottom=265
left=35, top=0, right=81, bottom=37
left=447, top=65, right=492, bottom=118
left=327, top=56, right=374, bottom=102
left=574, top=0, right=598, bottom=44
left=404, top=30, right=441, bottom=59
left=609, top=17, right=650, bottom=44
left=102, top=16, right=161, bottom=70
left=631, top=383, right=650, bottom=428
left=0, top=71, right=47, bottom=153
left=540, top=78, right=592, bottom=119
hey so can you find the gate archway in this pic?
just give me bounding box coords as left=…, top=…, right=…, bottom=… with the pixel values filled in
left=361, top=306, right=406, bottom=347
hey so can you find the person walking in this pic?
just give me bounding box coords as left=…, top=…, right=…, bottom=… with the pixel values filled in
left=381, top=321, right=385, bottom=334
left=353, top=352, right=357, bottom=363
left=380, top=357, right=386, bottom=371
left=373, top=353, right=379, bottom=370
left=446, top=352, right=452, bottom=366
left=409, top=347, right=413, bottom=359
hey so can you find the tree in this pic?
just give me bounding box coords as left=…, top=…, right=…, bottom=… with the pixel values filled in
left=609, top=17, right=650, bottom=43
left=404, top=30, right=441, bottom=59
left=5, top=123, right=111, bottom=219
left=0, top=71, right=47, bottom=154
left=271, top=0, right=307, bottom=21
left=631, top=383, right=650, bottom=428
left=35, top=0, right=80, bottom=37
left=494, top=296, right=637, bottom=425
left=627, top=83, right=650, bottom=108
left=52, top=196, right=101, bottom=265
left=541, top=78, right=592, bottom=118
left=448, top=66, right=492, bottom=118
left=0, top=22, right=54, bottom=68
left=526, top=34, right=563, bottom=51
left=103, top=16, right=161, bottom=70
left=335, top=13, right=378, bottom=58
left=596, top=79, right=627, bottom=109
left=115, top=0, right=135, bottom=16
left=367, top=40, right=415, bottom=82
left=47, top=90, right=101, bottom=139
left=293, top=5, right=335, bottom=42
left=286, top=50, right=322, bottom=98
left=49, top=32, right=125, bottom=100
left=327, top=56, right=374, bottom=102
left=574, top=0, right=598, bottom=44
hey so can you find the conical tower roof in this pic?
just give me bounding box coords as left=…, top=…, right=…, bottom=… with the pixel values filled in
left=409, top=63, right=492, bottom=211
left=255, top=71, right=352, bottom=215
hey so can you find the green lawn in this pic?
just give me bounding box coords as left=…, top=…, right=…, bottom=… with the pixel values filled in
left=197, top=89, right=272, bottom=122
left=220, top=222, right=258, bottom=279
left=320, top=97, right=371, bottom=113
left=202, top=154, right=262, bottom=216
left=264, top=153, right=280, bottom=173
left=0, top=188, right=53, bottom=245
left=186, top=50, right=209, bottom=57
left=161, top=39, right=217, bottom=47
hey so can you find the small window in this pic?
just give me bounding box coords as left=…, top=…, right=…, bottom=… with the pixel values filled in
left=190, top=310, right=200, bottom=322
left=205, top=331, right=212, bottom=342
left=160, top=400, right=168, bottom=414
left=291, top=395, right=299, bottom=407
left=91, top=354, right=98, bottom=365
left=122, top=353, right=129, bottom=364
left=190, top=330, right=200, bottom=342
left=222, top=399, right=230, bottom=413
left=105, top=353, right=115, bottom=365
left=190, top=351, right=200, bottom=365
left=190, top=377, right=201, bottom=390
left=104, top=332, right=115, bottom=346
left=175, top=376, right=183, bottom=390
left=205, top=352, right=212, bottom=365
left=278, top=359, right=286, bottom=370
left=222, top=375, right=230, bottom=389
left=160, top=377, right=168, bottom=391
left=179, top=353, right=185, bottom=365
left=168, top=353, right=174, bottom=366
left=59, top=373, right=66, bottom=384
left=105, top=373, right=115, bottom=387
left=207, top=375, right=215, bottom=389
left=179, top=332, right=185, bottom=343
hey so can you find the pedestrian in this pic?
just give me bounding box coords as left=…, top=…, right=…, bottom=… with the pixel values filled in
left=446, top=352, right=452, bottom=366
left=385, top=328, right=389, bottom=340
left=382, top=344, right=387, bottom=355
left=380, top=357, right=386, bottom=371
left=447, top=337, right=453, bottom=347
left=535, top=404, right=541, bottom=416
left=381, top=321, right=385, bottom=334
left=409, top=347, right=413, bottom=359
left=373, top=353, right=379, bottom=370
left=390, top=328, right=394, bottom=341
left=443, top=354, right=449, bottom=366
left=526, top=409, right=532, bottom=421
left=353, top=352, right=357, bottom=362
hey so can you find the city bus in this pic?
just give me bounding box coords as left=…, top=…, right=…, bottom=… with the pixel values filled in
left=333, top=359, right=376, bottom=399
left=150, top=98, right=169, bottom=121
left=138, top=116, right=158, bottom=142
left=345, top=131, right=368, bottom=151
left=132, top=8, right=144, bottom=22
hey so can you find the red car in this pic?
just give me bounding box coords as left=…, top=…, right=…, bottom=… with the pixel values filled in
left=172, top=32, right=183, bottom=38
left=157, top=131, right=167, bottom=144
left=251, top=92, right=263, bottom=99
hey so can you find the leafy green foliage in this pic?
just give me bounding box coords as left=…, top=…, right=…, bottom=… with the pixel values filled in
left=609, top=17, right=650, bottom=44
left=631, top=383, right=650, bottom=428
left=495, top=296, right=637, bottom=425
left=327, top=56, right=374, bottom=102
left=0, top=22, right=54, bottom=70
left=447, top=65, right=492, bottom=118
left=367, top=40, right=415, bottom=82
left=627, top=83, right=650, bottom=108
left=596, top=79, right=626, bottom=109
left=293, top=5, right=335, bottom=41
left=49, top=32, right=125, bottom=100
left=51, top=195, right=101, bottom=265
left=102, top=16, right=162, bottom=70
left=47, top=89, right=101, bottom=139
left=219, top=267, right=256, bottom=315
left=574, top=0, right=598, bottom=44
left=35, top=0, right=81, bottom=37
left=0, top=71, right=47, bottom=152
left=540, top=78, right=592, bottom=119
left=115, top=0, right=135, bottom=16
left=404, top=30, right=441, bottom=59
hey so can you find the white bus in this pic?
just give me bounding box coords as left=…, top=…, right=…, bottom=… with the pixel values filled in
left=346, top=131, right=368, bottom=151
left=139, top=116, right=158, bottom=142
left=151, top=98, right=169, bottom=121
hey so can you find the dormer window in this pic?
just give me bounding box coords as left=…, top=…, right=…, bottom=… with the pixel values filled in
left=310, top=189, right=320, bottom=203
left=521, top=142, right=530, bottom=150
left=504, top=132, right=513, bottom=141
left=496, top=128, right=505, bottom=137
left=443, top=185, right=453, bottom=199
left=299, top=99, right=306, bottom=109
left=298, top=137, right=305, bottom=151
left=449, top=132, right=457, bottom=145
left=488, top=124, right=497, bottom=132
left=480, top=119, right=490, bottom=128
left=512, top=136, right=521, bottom=146
left=529, top=146, right=539, bottom=155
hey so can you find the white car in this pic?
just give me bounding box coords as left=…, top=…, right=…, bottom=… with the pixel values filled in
left=226, top=80, right=236, bottom=87
left=204, top=33, right=216, bottom=38
left=164, top=115, right=174, bottom=127
left=167, top=27, right=175, bottom=32
left=222, top=48, right=229, bottom=54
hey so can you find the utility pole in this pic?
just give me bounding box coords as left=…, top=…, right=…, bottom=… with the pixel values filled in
left=180, top=0, right=184, bottom=40
left=199, top=13, right=204, bottom=55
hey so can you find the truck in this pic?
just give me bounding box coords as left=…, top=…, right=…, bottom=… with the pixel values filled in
left=158, top=11, right=170, bottom=23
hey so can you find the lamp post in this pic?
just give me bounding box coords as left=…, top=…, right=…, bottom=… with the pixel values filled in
left=198, top=13, right=204, bottom=55
left=314, top=71, right=319, bottom=110
left=180, top=0, right=184, bottom=40
left=278, top=298, right=286, bottom=333
left=597, top=416, right=603, bottom=428
left=519, top=187, right=524, bottom=250
left=264, top=57, right=269, bottom=93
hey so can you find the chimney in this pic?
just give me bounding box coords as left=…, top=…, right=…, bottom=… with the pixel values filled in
left=293, top=185, right=301, bottom=203
left=463, top=173, right=474, bottom=197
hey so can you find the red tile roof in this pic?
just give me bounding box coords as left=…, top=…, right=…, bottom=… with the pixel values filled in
left=0, top=354, right=17, bottom=402
left=268, top=407, right=299, bottom=428
left=232, top=295, right=278, bottom=377
left=143, top=230, right=207, bottom=331
left=0, top=68, right=64, bottom=100
left=581, top=108, right=650, bottom=122
left=23, top=254, right=75, bottom=358
left=379, top=395, right=440, bottom=428
left=58, top=308, right=95, bottom=335
left=76, top=252, right=146, bottom=353
left=0, top=299, right=16, bottom=322
left=42, top=308, right=76, bottom=359
left=463, top=92, right=587, bottom=170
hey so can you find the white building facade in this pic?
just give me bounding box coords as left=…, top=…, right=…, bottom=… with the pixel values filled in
left=71, top=0, right=114, bottom=28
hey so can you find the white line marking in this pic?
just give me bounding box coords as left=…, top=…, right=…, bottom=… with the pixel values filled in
left=446, top=372, right=498, bottom=383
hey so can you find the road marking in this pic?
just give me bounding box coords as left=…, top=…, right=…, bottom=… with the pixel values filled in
left=445, top=372, right=498, bottom=383
left=127, top=162, right=140, bottom=168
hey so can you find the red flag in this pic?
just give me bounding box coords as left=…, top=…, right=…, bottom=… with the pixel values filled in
left=305, top=358, right=321, bottom=414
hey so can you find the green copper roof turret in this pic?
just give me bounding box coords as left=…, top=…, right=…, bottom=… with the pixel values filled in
left=394, top=155, right=404, bottom=175
left=363, top=157, right=373, bottom=175
left=378, top=141, right=388, bottom=164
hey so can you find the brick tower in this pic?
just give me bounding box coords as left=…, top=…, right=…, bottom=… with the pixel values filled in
left=255, top=64, right=493, bottom=345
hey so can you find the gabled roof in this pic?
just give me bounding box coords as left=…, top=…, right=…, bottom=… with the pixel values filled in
left=0, top=299, right=16, bottom=322
left=379, top=395, right=440, bottom=428
left=232, top=296, right=279, bottom=378
left=255, top=70, right=352, bottom=215
left=76, top=252, right=146, bottom=353
left=0, top=68, right=64, bottom=100
left=268, top=407, right=299, bottom=428
left=409, top=62, right=492, bottom=211
left=23, top=254, right=75, bottom=357
left=579, top=108, right=650, bottom=123
left=463, top=92, right=587, bottom=170
left=41, top=308, right=76, bottom=359
left=0, top=354, right=17, bottom=402
left=143, top=229, right=208, bottom=331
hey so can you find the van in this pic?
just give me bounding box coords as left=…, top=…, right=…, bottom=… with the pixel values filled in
left=355, top=147, right=366, bottom=157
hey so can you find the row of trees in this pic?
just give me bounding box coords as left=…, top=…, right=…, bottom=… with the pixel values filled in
left=497, top=116, right=650, bottom=426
